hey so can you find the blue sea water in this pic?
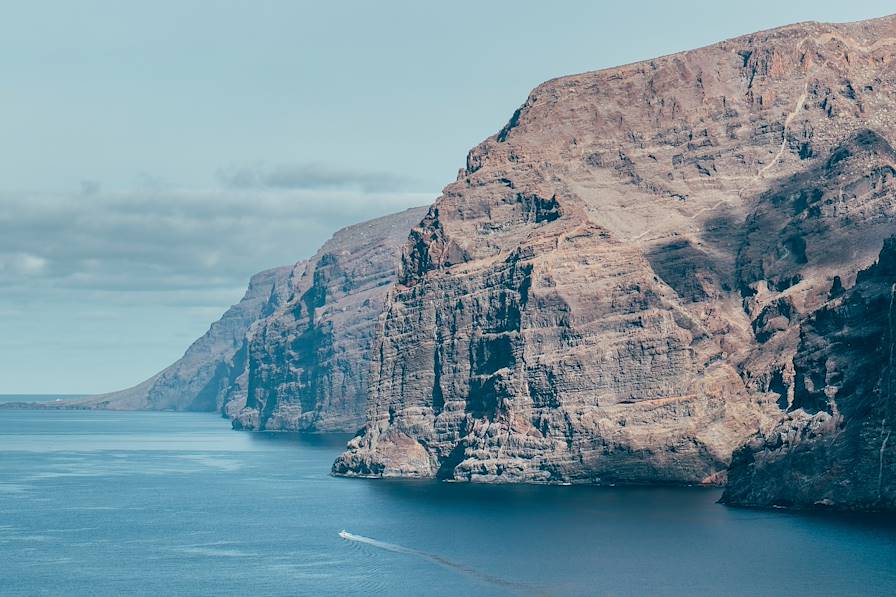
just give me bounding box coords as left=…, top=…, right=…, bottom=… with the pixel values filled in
left=1, top=409, right=895, bottom=596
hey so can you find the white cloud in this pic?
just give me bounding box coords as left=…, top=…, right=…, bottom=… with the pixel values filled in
left=216, top=162, right=418, bottom=193
left=0, top=252, right=49, bottom=276
left=0, top=187, right=433, bottom=296
left=0, top=174, right=435, bottom=394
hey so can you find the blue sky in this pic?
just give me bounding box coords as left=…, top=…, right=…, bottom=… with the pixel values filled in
left=2, top=0, right=892, bottom=394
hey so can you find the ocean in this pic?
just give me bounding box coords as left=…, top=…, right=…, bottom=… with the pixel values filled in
left=1, top=407, right=895, bottom=596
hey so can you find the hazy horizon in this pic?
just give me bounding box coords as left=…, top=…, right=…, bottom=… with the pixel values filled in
left=3, top=0, right=893, bottom=394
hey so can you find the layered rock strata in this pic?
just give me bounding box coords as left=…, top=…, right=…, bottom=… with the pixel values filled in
left=334, top=15, right=896, bottom=488
left=232, top=207, right=428, bottom=431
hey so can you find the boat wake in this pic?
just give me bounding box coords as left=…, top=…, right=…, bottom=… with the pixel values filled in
left=338, top=530, right=546, bottom=595
left=338, top=530, right=415, bottom=555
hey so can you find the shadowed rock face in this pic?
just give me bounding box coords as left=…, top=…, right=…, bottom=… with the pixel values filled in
left=722, top=238, right=896, bottom=510
left=69, top=265, right=295, bottom=412
left=51, top=208, right=427, bottom=429
left=334, top=15, right=896, bottom=490
left=232, top=207, right=429, bottom=432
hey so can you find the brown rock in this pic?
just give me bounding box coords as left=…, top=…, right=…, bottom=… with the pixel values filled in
left=334, top=15, right=896, bottom=488
left=233, top=207, right=428, bottom=431
left=722, top=237, right=896, bottom=509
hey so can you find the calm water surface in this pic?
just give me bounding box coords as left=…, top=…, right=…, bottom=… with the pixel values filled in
left=1, top=409, right=895, bottom=596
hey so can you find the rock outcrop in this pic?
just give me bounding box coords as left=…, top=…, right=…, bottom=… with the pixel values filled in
left=36, top=207, right=427, bottom=431
left=334, top=15, right=896, bottom=489
left=722, top=238, right=896, bottom=509
left=232, top=207, right=428, bottom=431
left=63, top=265, right=294, bottom=412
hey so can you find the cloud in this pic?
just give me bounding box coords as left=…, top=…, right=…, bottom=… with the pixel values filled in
left=0, top=186, right=433, bottom=299
left=79, top=180, right=101, bottom=196
left=0, top=171, right=435, bottom=394
left=0, top=253, right=49, bottom=276
left=216, top=162, right=416, bottom=193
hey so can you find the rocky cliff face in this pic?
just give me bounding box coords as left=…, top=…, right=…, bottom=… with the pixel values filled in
left=232, top=207, right=428, bottom=432
left=71, top=265, right=294, bottom=412
left=40, top=208, right=426, bottom=429
left=66, top=207, right=427, bottom=431
left=722, top=238, right=896, bottom=509
left=334, top=15, right=896, bottom=488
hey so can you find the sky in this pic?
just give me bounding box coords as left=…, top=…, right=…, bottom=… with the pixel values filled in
left=2, top=0, right=893, bottom=394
